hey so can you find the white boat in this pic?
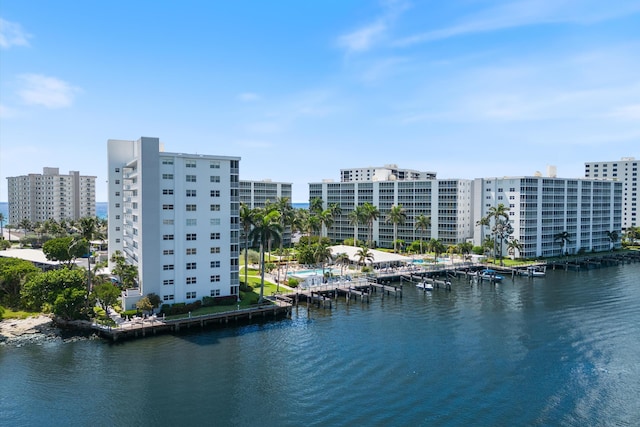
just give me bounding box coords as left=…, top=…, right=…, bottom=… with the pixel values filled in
left=478, top=269, right=504, bottom=281
left=525, top=266, right=546, bottom=277
left=416, top=281, right=434, bottom=291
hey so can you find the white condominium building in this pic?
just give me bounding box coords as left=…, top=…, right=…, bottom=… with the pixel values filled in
left=473, top=176, right=622, bottom=258
left=309, top=178, right=473, bottom=247
left=584, top=157, right=638, bottom=230
left=239, top=179, right=293, bottom=247
left=107, top=137, right=240, bottom=309
left=6, top=167, right=96, bottom=224
left=340, top=164, right=437, bottom=183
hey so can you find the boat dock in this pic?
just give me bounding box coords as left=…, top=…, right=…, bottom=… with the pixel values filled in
left=92, top=299, right=292, bottom=341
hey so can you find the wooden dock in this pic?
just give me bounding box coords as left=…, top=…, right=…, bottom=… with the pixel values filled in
left=92, top=299, right=292, bottom=341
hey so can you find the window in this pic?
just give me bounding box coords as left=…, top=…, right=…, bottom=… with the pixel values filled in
left=210, top=190, right=220, bottom=197
left=115, top=168, right=120, bottom=173
left=162, top=158, right=174, bottom=165
left=210, top=161, right=220, bottom=169
left=163, top=279, right=174, bottom=285
left=115, top=192, right=120, bottom=196
left=186, top=277, right=197, bottom=284
left=163, top=189, right=174, bottom=195
left=210, top=260, right=220, bottom=268
left=115, top=180, right=120, bottom=185
left=210, top=275, right=221, bottom=283
left=210, top=218, right=221, bottom=226
left=163, top=294, right=175, bottom=301
left=186, top=292, right=197, bottom=299
left=162, top=174, right=174, bottom=180
left=163, top=204, right=174, bottom=210
left=210, top=247, right=221, bottom=254
left=210, top=232, right=221, bottom=240
left=186, top=262, right=197, bottom=270
left=210, top=176, right=220, bottom=183
left=186, top=233, right=197, bottom=241
left=115, top=215, right=120, bottom=220
left=163, top=219, right=174, bottom=225
left=210, top=204, right=221, bottom=211
left=211, top=289, right=221, bottom=296
left=186, top=189, right=196, bottom=197
left=186, top=160, right=196, bottom=168
left=163, top=264, right=174, bottom=270
left=186, top=219, right=197, bottom=226
left=163, top=249, right=174, bottom=255
left=163, top=234, right=174, bottom=240
left=186, top=175, right=196, bottom=182
left=186, top=204, right=197, bottom=211
left=115, top=203, right=120, bottom=208
left=186, top=248, right=197, bottom=255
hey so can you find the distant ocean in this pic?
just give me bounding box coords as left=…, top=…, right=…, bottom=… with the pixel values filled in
left=0, top=201, right=307, bottom=223
left=0, top=202, right=108, bottom=222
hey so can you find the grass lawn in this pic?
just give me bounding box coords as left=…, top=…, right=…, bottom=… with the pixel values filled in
left=0, top=306, right=42, bottom=320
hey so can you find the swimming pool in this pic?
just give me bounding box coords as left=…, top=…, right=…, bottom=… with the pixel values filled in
left=288, top=268, right=341, bottom=277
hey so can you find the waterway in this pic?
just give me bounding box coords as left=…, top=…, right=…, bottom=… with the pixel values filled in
left=2, top=263, right=639, bottom=426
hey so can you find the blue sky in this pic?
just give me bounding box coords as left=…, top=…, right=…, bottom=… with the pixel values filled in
left=1, top=0, right=639, bottom=202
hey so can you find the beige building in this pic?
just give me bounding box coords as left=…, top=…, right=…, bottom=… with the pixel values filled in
left=6, top=167, right=96, bottom=224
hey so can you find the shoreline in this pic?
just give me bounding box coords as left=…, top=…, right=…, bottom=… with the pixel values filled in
left=0, top=315, right=97, bottom=347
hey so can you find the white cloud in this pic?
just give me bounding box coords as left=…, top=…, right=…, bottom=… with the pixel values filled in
left=238, top=92, right=261, bottom=102
left=17, top=74, right=80, bottom=108
left=395, top=0, right=640, bottom=46
left=0, top=18, right=31, bottom=48
left=337, top=0, right=410, bottom=54
left=606, top=104, right=640, bottom=121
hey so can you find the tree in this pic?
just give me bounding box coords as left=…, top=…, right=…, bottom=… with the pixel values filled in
left=314, top=242, right=333, bottom=278
left=21, top=268, right=87, bottom=319
left=415, top=214, right=431, bottom=254
left=328, top=203, right=342, bottom=236
left=18, top=218, right=32, bottom=239
left=248, top=209, right=282, bottom=303
left=492, top=218, right=514, bottom=266
left=318, top=209, right=335, bottom=239
left=92, top=283, right=121, bottom=313
left=239, top=202, right=254, bottom=297
left=75, top=217, right=105, bottom=294
left=309, top=197, right=324, bottom=215
left=334, top=252, right=350, bottom=276
left=507, top=239, right=523, bottom=259
left=457, top=242, right=473, bottom=260
left=147, top=293, right=162, bottom=313
left=0, top=212, right=4, bottom=238
left=136, top=296, right=153, bottom=315
left=427, top=238, right=445, bottom=262
left=348, top=206, right=364, bottom=247
left=110, top=250, right=138, bottom=289
left=605, top=230, right=619, bottom=252
left=476, top=216, right=491, bottom=249
left=0, top=257, right=39, bottom=308
left=486, top=204, right=511, bottom=265
left=386, top=204, right=406, bottom=253
left=43, top=236, right=88, bottom=267
left=554, top=231, right=571, bottom=259
left=361, top=203, right=380, bottom=247
left=355, top=246, right=375, bottom=269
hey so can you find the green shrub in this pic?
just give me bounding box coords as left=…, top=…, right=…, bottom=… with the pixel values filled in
left=239, top=282, right=253, bottom=292
left=362, top=266, right=373, bottom=273
left=287, top=277, right=299, bottom=288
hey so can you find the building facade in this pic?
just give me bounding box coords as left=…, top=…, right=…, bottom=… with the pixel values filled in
left=239, top=179, right=293, bottom=247
left=6, top=167, right=96, bottom=224
left=107, top=137, right=240, bottom=309
left=584, top=157, right=638, bottom=230
left=340, top=164, right=436, bottom=183
left=473, top=176, right=623, bottom=258
left=309, top=178, right=473, bottom=248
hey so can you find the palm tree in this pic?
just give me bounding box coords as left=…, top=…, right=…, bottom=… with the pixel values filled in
left=314, top=243, right=333, bottom=279
left=18, top=218, right=32, bottom=239
left=274, top=197, right=294, bottom=290
left=0, top=212, right=5, bottom=238
left=318, top=208, right=334, bottom=239
left=361, top=202, right=380, bottom=247
left=457, top=242, right=473, bottom=261
left=486, top=204, right=511, bottom=264
left=427, top=238, right=445, bottom=262
left=239, top=203, right=254, bottom=300
left=386, top=204, right=406, bottom=253
left=248, top=209, right=283, bottom=303
left=507, top=239, right=523, bottom=259
left=76, top=216, right=106, bottom=295
left=348, top=206, right=364, bottom=246
left=554, top=231, right=571, bottom=259
left=605, top=230, right=619, bottom=252
left=334, top=252, right=350, bottom=276
left=476, top=216, right=490, bottom=248
left=415, top=214, right=431, bottom=254
left=355, top=246, right=375, bottom=269
left=309, top=197, right=324, bottom=215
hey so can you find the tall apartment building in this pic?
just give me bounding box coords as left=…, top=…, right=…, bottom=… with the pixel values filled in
left=239, top=179, right=293, bottom=246
left=108, top=137, right=241, bottom=309
left=473, top=176, right=622, bottom=258
left=340, top=164, right=436, bottom=183
left=309, top=177, right=473, bottom=247
left=584, top=157, right=638, bottom=230
left=6, top=167, right=96, bottom=224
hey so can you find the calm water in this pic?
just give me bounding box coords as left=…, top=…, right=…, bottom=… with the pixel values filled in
left=2, top=263, right=639, bottom=426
